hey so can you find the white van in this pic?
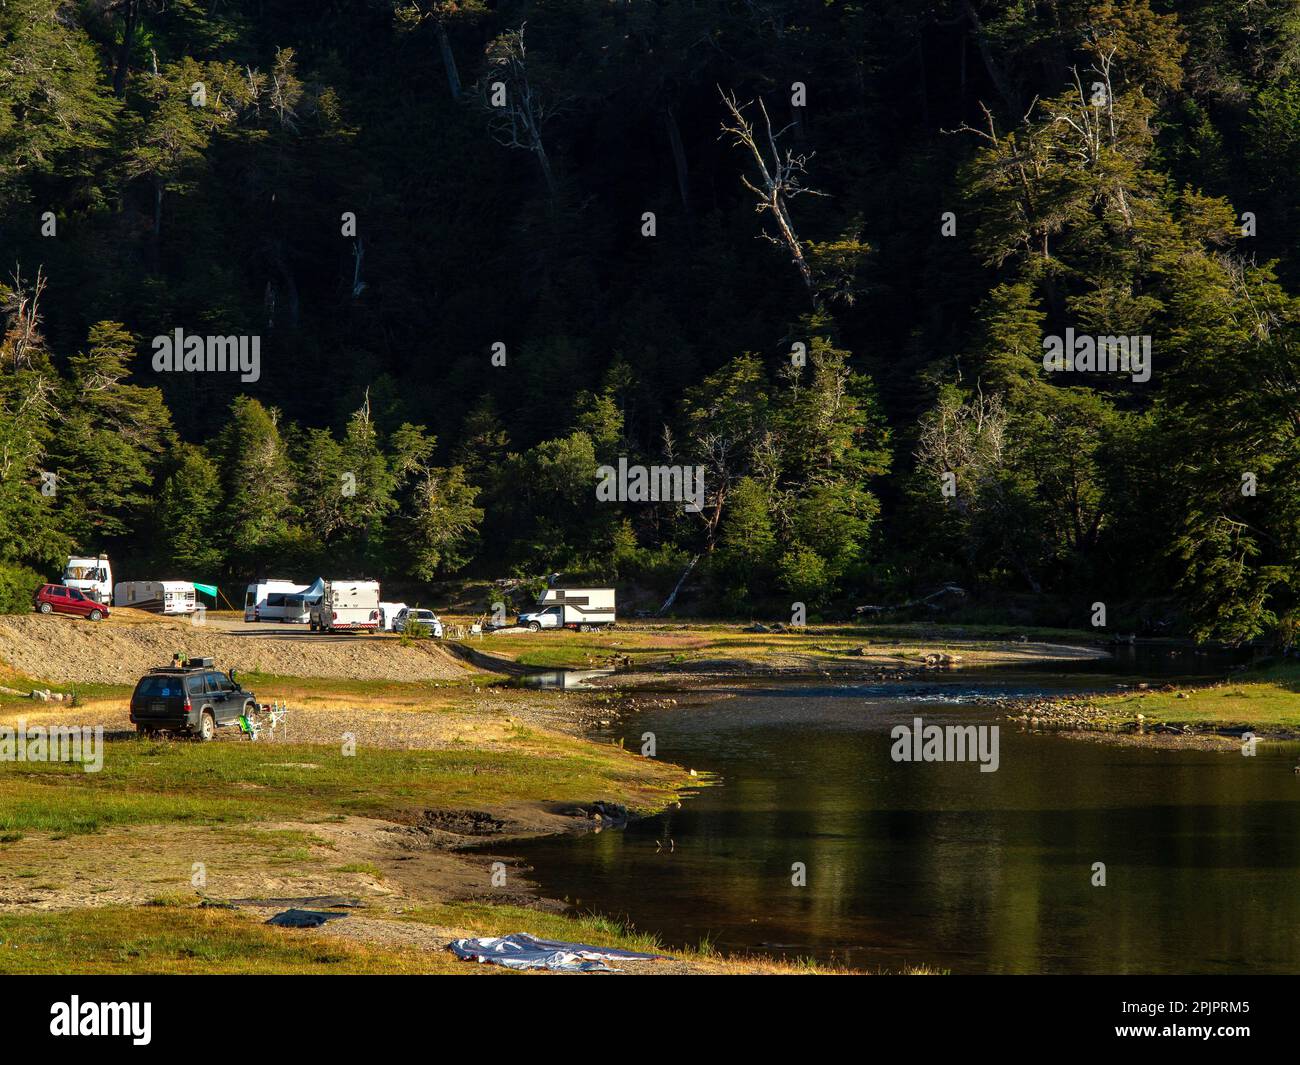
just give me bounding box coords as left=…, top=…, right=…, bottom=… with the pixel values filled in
left=114, top=581, right=197, bottom=615
left=310, top=580, right=381, bottom=632
left=244, top=578, right=322, bottom=622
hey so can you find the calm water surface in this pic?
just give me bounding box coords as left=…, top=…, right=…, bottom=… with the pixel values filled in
left=511, top=659, right=1300, bottom=974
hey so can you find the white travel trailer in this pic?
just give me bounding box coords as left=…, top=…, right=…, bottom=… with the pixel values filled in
left=244, top=577, right=323, bottom=623
left=377, top=601, right=408, bottom=632
left=310, top=580, right=382, bottom=632
left=114, top=581, right=197, bottom=615
left=63, top=555, right=113, bottom=603
left=518, top=587, right=616, bottom=631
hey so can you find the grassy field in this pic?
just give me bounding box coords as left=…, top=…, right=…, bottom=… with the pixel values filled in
left=0, top=899, right=935, bottom=974
left=0, top=905, right=483, bottom=975
left=0, top=726, right=687, bottom=838
left=462, top=620, right=1109, bottom=671
left=1090, top=661, right=1300, bottom=733
left=0, top=690, right=704, bottom=973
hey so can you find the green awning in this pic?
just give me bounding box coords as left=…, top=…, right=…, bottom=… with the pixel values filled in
left=194, top=583, right=218, bottom=600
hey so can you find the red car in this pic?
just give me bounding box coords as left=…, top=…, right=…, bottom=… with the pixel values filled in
left=33, top=584, right=109, bottom=621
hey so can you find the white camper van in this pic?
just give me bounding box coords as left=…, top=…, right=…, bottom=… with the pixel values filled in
left=518, top=587, right=616, bottom=631
left=244, top=578, right=322, bottom=623
left=114, top=581, right=197, bottom=615
left=310, top=580, right=382, bottom=632
left=63, top=555, right=113, bottom=604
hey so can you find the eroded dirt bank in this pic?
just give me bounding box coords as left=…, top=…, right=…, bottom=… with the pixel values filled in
left=0, top=613, right=469, bottom=684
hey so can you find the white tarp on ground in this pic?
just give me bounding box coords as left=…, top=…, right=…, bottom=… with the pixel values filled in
left=448, top=933, right=667, bottom=972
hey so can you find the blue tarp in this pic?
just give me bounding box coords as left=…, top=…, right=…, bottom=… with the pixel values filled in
left=448, top=933, right=668, bottom=972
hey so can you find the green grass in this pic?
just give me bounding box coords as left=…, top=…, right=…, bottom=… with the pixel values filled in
left=470, top=621, right=1107, bottom=671
left=0, top=731, right=687, bottom=837
left=0, top=899, right=892, bottom=974
left=1093, top=661, right=1300, bottom=732
left=398, top=901, right=930, bottom=973
left=402, top=900, right=670, bottom=956
left=0, top=905, right=487, bottom=975
left=333, top=862, right=383, bottom=877
left=234, top=671, right=484, bottom=698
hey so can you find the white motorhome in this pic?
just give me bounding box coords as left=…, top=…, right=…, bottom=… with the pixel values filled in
left=310, top=580, right=381, bottom=632
left=114, top=581, right=197, bottom=615
left=518, top=587, right=616, bottom=631
left=63, top=555, right=113, bottom=603
left=244, top=578, right=323, bottom=622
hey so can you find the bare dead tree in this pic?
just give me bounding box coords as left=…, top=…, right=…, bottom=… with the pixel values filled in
left=719, top=88, right=825, bottom=308
left=482, top=24, right=560, bottom=198
left=396, top=1, right=475, bottom=100
left=1041, top=56, right=1133, bottom=227
left=1, top=266, right=48, bottom=371
left=913, top=385, right=1007, bottom=486
left=351, top=237, right=367, bottom=298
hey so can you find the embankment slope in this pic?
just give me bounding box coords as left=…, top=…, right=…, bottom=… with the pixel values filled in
left=0, top=613, right=470, bottom=684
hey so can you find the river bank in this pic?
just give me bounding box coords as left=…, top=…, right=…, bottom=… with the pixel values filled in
left=457, top=619, right=1112, bottom=678
left=981, top=660, right=1300, bottom=744
left=1, top=653, right=914, bottom=973
left=507, top=677, right=1300, bottom=973
left=0, top=619, right=1228, bottom=974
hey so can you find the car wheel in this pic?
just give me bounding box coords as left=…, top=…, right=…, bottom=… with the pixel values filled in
left=136, top=725, right=154, bottom=738
left=89, top=609, right=103, bottom=621
left=529, top=621, right=541, bottom=632
left=198, top=711, right=216, bottom=742
left=38, top=602, right=52, bottom=614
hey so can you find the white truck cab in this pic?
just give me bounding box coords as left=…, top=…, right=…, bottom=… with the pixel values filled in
left=63, top=555, right=113, bottom=603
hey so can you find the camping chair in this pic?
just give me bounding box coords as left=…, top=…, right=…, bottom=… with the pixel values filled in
left=239, top=701, right=288, bottom=741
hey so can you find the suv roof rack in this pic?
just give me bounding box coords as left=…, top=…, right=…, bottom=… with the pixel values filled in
left=148, top=657, right=217, bottom=673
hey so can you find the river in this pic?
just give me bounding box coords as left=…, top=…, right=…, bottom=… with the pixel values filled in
left=510, top=653, right=1300, bottom=974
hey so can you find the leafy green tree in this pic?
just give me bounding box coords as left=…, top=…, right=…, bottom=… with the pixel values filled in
left=125, top=57, right=251, bottom=266
left=403, top=464, right=483, bottom=578
left=712, top=476, right=778, bottom=608
left=51, top=321, right=172, bottom=546
left=0, top=271, right=68, bottom=570
left=214, top=397, right=303, bottom=575
left=0, top=1, right=118, bottom=212
left=154, top=444, right=224, bottom=574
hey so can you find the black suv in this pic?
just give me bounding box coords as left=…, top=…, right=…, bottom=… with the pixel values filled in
left=129, top=659, right=256, bottom=740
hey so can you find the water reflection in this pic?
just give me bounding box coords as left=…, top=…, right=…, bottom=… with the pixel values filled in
left=511, top=682, right=1300, bottom=974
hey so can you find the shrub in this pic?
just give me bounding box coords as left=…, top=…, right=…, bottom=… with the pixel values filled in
left=0, top=563, right=45, bottom=615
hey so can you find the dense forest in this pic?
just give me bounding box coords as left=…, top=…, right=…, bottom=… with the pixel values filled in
left=1, top=0, right=1298, bottom=641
